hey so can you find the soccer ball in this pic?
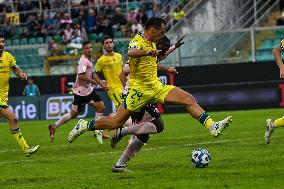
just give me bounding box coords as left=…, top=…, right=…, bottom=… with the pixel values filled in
left=191, top=148, right=211, bottom=168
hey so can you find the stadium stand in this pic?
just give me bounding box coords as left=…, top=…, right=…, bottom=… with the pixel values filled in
left=2, top=0, right=284, bottom=75
left=1, top=0, right=188, bottom=75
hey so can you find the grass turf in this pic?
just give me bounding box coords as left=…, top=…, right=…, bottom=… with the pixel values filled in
left=0, top=108, right=284, bottom=189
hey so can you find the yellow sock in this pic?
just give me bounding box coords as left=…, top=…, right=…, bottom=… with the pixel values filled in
left=274, top=116, right=284, bottom=128
left=11, top=130, right=29, bottom=152
left=204, top=118, right=214, bottom=128
left=198, top=112, right=214, bottom=128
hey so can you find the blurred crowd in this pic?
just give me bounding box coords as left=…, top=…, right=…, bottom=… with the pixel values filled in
left=0, top=0, right=187, bottom=49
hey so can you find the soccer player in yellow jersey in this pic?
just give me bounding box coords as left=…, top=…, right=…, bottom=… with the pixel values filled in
left=68, top=18, right=232, bottom=145
left=95, top=36, right=124, bottom=109
left=265, top=39, right=284, bottom=144
left=0, top=34, right=40, bottom=156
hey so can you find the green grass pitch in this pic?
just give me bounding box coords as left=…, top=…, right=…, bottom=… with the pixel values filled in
left=1, top=108, right=284, bottom=189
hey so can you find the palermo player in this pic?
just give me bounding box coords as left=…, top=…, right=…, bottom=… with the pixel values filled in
left=0, top=33, right=40, bottom=156
left=48, top=40, right=109, bottom=142
left=68, top=17, right=232, bottom=144
left=265, top=39, right=284, bottom=144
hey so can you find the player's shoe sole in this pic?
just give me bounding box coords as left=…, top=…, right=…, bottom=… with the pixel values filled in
left=210, top=116, right=232, bottom=137
left=25, top=145, right=40, bottom=157
left=112, top=166, right=131, bottom=173
left=265, top=119, right=274, bottom=144
left=68, top=119, right=86, bottom=143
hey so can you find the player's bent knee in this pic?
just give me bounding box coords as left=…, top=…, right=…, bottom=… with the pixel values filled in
left=70, top=111, right=78, bottom=118
left=151, top=117, right=164, bottom=133
left=137, top=134, right=150, bottom=143
left=110, top=119, right=125, bottom=130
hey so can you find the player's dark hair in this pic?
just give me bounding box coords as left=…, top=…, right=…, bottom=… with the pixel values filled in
left=144, top=17, right=166, bottom=30
left=0, top=33, right=4, bottom=38
left=156, top=35, right=171, bottom=59
left=102, top=36, right=113, bottom=44
left=82, top=40, right=91, bottom=47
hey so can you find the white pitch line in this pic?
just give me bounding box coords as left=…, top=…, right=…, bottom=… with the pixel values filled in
left=0, top=137, right=259, bottom=165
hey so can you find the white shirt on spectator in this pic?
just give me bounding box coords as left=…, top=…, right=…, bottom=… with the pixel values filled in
left=131, top=23, right=143, bottom=33
left=64, top=28, right=74, bottom=41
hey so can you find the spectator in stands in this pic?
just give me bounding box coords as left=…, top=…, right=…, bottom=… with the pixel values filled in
left=42, top=14, right=56, bottom=36
left=72, top=23, right=88, bottom=44
left=22, top=78, right=40, bottom=97
left=136, top=9, right=148, bottom=26
left=76, top=8, right=86, bottom=28
left=2, top=17, right=15, bottom=38
left=48, top=38, right=64, bottom=56
left=60, top=13, right=73, bottom=28
left=21, top=0, right=38, bottom=23
left=52, top=0, right=66, bottom=9
left=42, top=0, right=51, bottom=10
left=131, top=20, right=143, bottom=35
left=27, top=14, right=42, bottom=37
left=88, top=0, right=104, bottom=7
left=277, top=12, right=284, bottom=26
left=104, top=0, right=119, bottom=8
left=147, top=3, right=160, bottom=18
left=127, top=8, right=138, bottom=24
left=172, top=5, right=185, bottom=24
left=111, top=7, right=127, bottom=32
left=80, top=0, right=88, bottom=6
left=22, top=0, right=37, bottom=12
left=62, top=24, right=75, bottom=44
left=95, top=18, right=113, bottom=41
left=85, top=9, right=97, bottom=33
left=54, top=13, right=63, bottom=35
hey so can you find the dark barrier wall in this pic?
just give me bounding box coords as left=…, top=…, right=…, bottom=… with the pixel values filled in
left=172, top=61, right=279, bottom=86
left=163, top=81, right=284, bottom=113
left=9, top=61, right=280, bottom=96
left=9, top=75, right=77, bottom=96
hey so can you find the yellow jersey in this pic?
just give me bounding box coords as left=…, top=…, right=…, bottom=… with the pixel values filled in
left=95, top=52, right=123, bottom=93
left=0, top=51, right=17, bottom=106
left=280, top=39, right=284, bottom=51
left=173, top=10, right=185, bottom=21
left=128, top=32, right=160, bottom=90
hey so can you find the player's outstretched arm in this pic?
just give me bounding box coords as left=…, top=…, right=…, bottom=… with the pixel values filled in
left=175, top=34, right=186, bottom=48
left=158, top=35, right=186, bottom=61
left=272, top=46, right=284, bottom=78
left=128, top=48, right=161, bottom=58
left=157, top=64, right=177, bottom=74
left=12, top=66, right=27, bottom=80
